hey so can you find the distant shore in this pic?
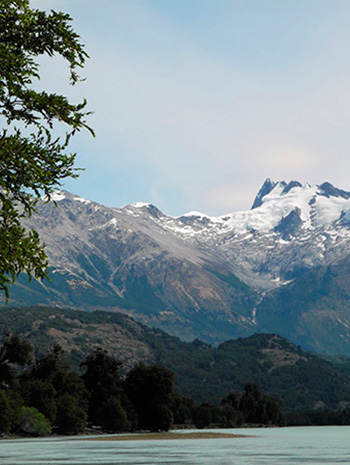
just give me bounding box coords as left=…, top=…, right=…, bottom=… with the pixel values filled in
left=85, top=431, right=249, bottom=441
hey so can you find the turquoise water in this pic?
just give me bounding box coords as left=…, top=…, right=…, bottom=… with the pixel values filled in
left=0, top=426, right=350, bottom=464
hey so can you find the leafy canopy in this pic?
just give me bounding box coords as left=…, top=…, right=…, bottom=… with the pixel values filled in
left=0, top=0, right=93, bottom=298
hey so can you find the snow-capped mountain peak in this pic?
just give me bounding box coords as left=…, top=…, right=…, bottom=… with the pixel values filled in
left=46, top=190, right=91, bottom=205
left=31, top=179, right=350, bottom=293
left=248, top=179, right=350, bottom=230
left=123, top=202, right=163, bottom=219
left=11, top=178, right=350, bottom=352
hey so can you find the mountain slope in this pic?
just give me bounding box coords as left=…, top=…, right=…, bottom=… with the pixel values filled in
left=5, top=190, right=260, bottom=344
left=3, top=179, right=350, bottom=352
left=256, top=254, right=350, bottom=355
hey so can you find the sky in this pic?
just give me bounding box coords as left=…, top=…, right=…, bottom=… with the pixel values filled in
left=30, top=0, right=350, bottom=217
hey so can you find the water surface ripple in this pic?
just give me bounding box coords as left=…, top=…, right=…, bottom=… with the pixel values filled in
left=0, top=426, right=350, bottom=465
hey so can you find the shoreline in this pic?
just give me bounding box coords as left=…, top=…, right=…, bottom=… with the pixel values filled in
left=84, top=431, right=249, bottom=441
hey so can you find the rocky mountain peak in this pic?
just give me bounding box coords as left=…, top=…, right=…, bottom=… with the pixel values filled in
left=252, top=179, right=350, bottom=208
left=251, top=178, right=278, bottom=209
left=123, top=202, right=164, bottom=219
left=282, top=180, right=303, bottom=194
left=252, top=178, right=312, bottom=209
left=318, top=182, right=350, bottom=200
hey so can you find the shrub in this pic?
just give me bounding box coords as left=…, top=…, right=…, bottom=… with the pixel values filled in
left=18, top=407, right=52, bottom=436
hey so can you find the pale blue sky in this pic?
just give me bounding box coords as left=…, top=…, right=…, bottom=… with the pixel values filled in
left=31, top=0, right=350, bottom=216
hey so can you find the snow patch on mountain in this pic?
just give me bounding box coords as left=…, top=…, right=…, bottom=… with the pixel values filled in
left=73, top=196, right=91, bottom=204
left=49, top=191, right=66, bottom=202
left=130, top=202, right=152, bottom=209
left=47, top=190, right=91, bottom=205
left=34, top=179, right=350, bottom=292
left=169, top=180, right=350, bottom=239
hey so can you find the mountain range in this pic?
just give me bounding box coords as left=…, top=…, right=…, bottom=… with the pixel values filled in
left=5, top=178, right=350, bottom=355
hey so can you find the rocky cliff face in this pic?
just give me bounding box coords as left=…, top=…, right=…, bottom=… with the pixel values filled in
left=5, top=179, right=350, bottom=353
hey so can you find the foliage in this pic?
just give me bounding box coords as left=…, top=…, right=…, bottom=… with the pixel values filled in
left=125, top=364, right=175, bottom=431
left=192, top=402, right=214, bottom=429
left=1, top=306, right=350, bottom=413
left=0, top=0, right=93, bottom=298
left=239, top=383, right=284, bottom=425
left=285, top=407, right=350, bottom=426
left=81, top=348, right=123, bottom=425
left=171, top=391, right=194, bottom=426
left=18, top=406, right=52, bottom=436
left=55, top=393, right=87, bottom=434
left=21, top=344, right=88, bottom=434
left=153, top=332, right=350, bottom=412
left=0, top=389, right=14, bottom=432
left=0, top=330, right=348, bottom=435
left=98, top=396, right=131, bottom=432
left=185, top=384, right=284, bottom=429
left=20, top=379, right=57, bottom=423
left=0, top=332, right=33, bottom=387
left=0, top=328, right=292, bottom=435
left=1, top=332, right=33, bottom=365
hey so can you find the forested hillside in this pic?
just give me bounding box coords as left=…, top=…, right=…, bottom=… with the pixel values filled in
left=1, top=306, right=350, bottom=413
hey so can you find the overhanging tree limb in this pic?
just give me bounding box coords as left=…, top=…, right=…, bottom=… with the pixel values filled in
left=0, top=0, right=94, bottom=298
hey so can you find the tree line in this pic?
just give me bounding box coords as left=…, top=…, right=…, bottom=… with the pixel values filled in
left=0, top=333, right=285, bottom=436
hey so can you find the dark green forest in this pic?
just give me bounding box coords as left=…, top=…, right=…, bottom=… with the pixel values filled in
left=0, top=333, right=286, bottom=436
left=1, top=306, right=350, bottom=424
left=1, top=306, right=350, bottom=436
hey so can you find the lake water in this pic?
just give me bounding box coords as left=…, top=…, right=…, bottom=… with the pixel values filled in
left=0, top=426, right=350, bottom=465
